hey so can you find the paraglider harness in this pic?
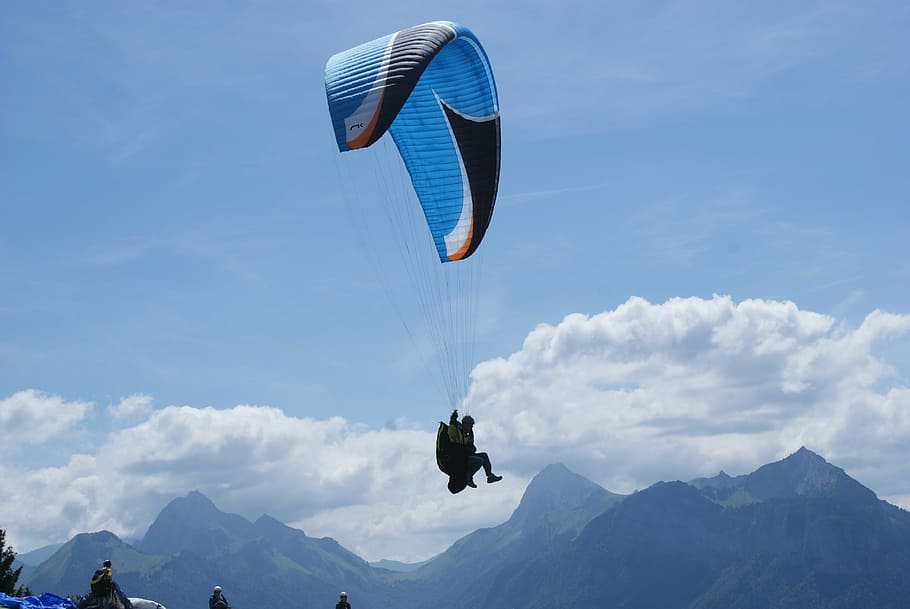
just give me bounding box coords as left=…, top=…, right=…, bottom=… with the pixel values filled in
left=88, top=568, right=128, bottom=609
left=436, top=414, right=471, bottom=494
left=90, top=569, right=113, bottom=599
left=87, top=567, right=131, bottom=609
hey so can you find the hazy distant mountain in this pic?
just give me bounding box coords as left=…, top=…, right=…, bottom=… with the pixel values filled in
left=25, top=495, right=385, bottom=609
left=480, top=448, right=910, bottom=609
left=691, top=447, right=877, bottom=507
left=508, top=463, right=625, bottom=536
left=430, top=462, right=622, bottom=569
left=23, top=451, right=910, bottom=609
left=368, top=559, right=428, bottom=573
left=383, top=462, right=624, bottom=608
left=13, top=542, right=65, bottom=588
left=137, top=491, right=258, bottom=556
left=16, top=543, right=64, bottom=566
left=26, top=531, right=166, bottom=599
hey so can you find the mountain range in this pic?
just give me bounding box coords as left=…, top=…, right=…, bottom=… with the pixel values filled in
left=22, top=447, right=910, bottom=609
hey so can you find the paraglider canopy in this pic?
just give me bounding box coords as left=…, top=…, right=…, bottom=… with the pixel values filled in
left=325, top=21, right=501, bottom=263
left=325, top=21, right=501, bottom=417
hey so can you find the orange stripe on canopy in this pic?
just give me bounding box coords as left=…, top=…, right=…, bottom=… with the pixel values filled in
left=346, top=89, right=386, bottom=150
left=447, top=216, right=475, bottom=261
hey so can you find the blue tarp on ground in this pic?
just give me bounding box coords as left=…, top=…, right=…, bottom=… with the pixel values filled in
left=0, top=593, right=76, bottom=609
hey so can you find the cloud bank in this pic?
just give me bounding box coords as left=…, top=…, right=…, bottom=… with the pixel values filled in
left=0, top=390, right=93, bottom=451
left=2, top=295, right=908, bottom=562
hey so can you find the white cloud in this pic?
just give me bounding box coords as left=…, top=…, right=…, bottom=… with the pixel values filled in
left=0, top=390, right=93, bottom=451
left=109, top=394, right=154, bottom=420
left=2, top=295, right=909, bottom=562
left=467, top=296, right=910, bottom=494
left=0, top=402, right=515, bottom=562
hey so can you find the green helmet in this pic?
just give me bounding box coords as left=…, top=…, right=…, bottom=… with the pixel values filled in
left=462, top=415, right=475, bottom=425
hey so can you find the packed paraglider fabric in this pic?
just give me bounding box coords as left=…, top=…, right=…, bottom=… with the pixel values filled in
left=0, top=593, right=76, bottom=609
left=126, top=600, right=165, bottom=609
left=325, top=21, right=501, bottom=263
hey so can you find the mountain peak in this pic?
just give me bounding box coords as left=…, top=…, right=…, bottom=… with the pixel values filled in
left=690, top=448, right=878, bottom=507
left=138, top=491, right=256, bottom=556
left=414, top=463, right=624, bottom=584
left=789, top=446, right=825, bottom=463
left=519, top=463, right=594, bottom=505
left=742, top=447, right=876, bottom=503
left=539, top=462, right=572, bottom=475
left=510, top=463, right=622, bottom=528
left=184, top=489, right=216, bottom=506
left=690, top=469, right=741, bottom=491
left=254, top=514, right=306, bottom=539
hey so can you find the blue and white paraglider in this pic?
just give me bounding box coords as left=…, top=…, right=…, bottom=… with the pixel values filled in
left=325, top=22, right=501, bottom=413
left=325, top=21, right=501, bottom=262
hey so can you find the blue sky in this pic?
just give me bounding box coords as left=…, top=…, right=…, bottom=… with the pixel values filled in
left=2, top=1, right=909, bottom=562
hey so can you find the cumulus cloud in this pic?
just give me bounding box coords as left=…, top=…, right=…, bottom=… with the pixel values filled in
left=467, top=296, right=910, bottom=495
left=2, top=295, right=909, bottom=562
left=108, top=394, right=154, bottom=420
left=0, top=403, right=512, bottom=562
left=0, top=390, right=93, bottom=451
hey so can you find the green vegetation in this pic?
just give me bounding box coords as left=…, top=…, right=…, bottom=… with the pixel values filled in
left=0, top=529, right=32, bottom=597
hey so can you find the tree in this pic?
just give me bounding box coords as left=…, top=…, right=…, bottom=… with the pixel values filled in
left=0, top=529, right=31, bottom=596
